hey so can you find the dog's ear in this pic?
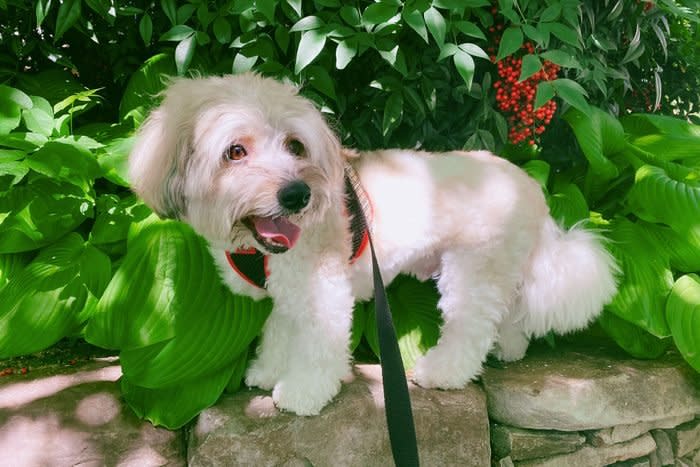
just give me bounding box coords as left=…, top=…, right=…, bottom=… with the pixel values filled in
left=128, top=109, right=186, bottom=219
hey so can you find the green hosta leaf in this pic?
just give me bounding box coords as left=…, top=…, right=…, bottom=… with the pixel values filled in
left=364, top=275, right=441, bottom=369
left=0, top=178, right=94, bottom=253
left=666, top=274, right=700, bottom=372
left=496, top=26, right=523, bottom=61
left=36, top=0, right=53, bottom=26
left=120, top=53, right=176, bottom=124
left=622, top=114, right=700, bottom=162
left=424, top=7, right=446, bottom=47
left=598, top=310, right=670, bottom=359
left=606, top=219, right=673, bottom=338
left=562, top=106, right=622, bottom=180
left=453, top=49, right=475, bottom=90
left=85, top=220, right=270, bottom=389
left=0, top=234, right=109, bottom=358
left=256, top=0, right=276, bottom=23
left=55, top=0, right=82, bottom=41
left=642, top=223, right=700, bottom=273
left=403, top=8, right=428, bottom=43
left=519, top=54, right=542, bottom=82
left=627, top=165, right=700, bottom=231
left=547, top=182, right=588, bottom=228
left=290, top=15, right=323, bottom=32
left=0, top=253, right=31, bottom=289
left=295, top=29, right=326, bottom=74
left=522, top=159, right=551, bottom=191
left=121, top=364, right=235, bottom=429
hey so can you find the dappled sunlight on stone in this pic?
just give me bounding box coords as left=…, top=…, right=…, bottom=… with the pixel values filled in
left=75, top=392, right=121, bottom=427
left=0, top=414, right=97, bottom=466
left=0, top=365, right=121, bottom=409
left=244, top=395, right=278, bottom=419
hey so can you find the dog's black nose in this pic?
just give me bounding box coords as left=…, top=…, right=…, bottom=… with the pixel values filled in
left=277, top=180, right=311, bottom=213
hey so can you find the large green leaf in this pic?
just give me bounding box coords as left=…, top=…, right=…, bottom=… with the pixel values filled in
left=666, top=274, right=700, bottom=372
left=598, top=310, right=670, bottom=359
left=0, top=177, right=94, bottom=253
left=0, top=234, right=110, bottom=358
left=627, top=164, right=700, bottom=231
left=547, top=182, right=589, bottom=228
left=85, top=220, right=270, bottom=387
left=642, top=223, right=700, bottom=273
left=90, top=194, right=151, bottom=247
left=622, top=114, right=700, bottom=162
left=0, top=253, right=31, bottom=289
left=119, top=53, right=176, bottom=125
left=562, top=106, right=623, bottom=180
left=120, top=363, right=236, bottom=429
left=606, top=219, right=673, bottom=338
left=364, top=275, right=441, bottom=369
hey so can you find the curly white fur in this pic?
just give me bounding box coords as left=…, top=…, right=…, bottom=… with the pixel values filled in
left=129, top=73, right=619, bottom=415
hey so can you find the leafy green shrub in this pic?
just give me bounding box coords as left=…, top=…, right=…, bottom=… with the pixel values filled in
left=1, top=0, right=699, bottom=428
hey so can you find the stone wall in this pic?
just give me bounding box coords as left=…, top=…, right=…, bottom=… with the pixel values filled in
left=482, top=339, right=700, bottom=467
left=1, top=337, right=700, bottom=466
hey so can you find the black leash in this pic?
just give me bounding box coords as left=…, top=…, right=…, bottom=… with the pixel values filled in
left=343, top=163, right=419, bottom=466
left=367, top=234, right=420, bottom=466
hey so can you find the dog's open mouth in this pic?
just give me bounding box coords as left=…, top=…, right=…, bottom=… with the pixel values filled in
left=242, top=216, right=301, bottom=253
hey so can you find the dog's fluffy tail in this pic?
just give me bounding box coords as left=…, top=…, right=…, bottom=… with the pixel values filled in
left=517, top=218, right=619, bottom=337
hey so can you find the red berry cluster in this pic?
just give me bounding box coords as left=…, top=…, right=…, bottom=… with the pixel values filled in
left=493, top=42, right=560, bottom=146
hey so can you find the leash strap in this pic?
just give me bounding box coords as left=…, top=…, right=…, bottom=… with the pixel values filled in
left=368, top=235, right=420, bottom=466
left=344, top=163, right=419, bottom=465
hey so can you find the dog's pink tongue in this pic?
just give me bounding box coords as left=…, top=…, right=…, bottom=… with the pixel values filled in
left=253, top=217, right=301, bottom=249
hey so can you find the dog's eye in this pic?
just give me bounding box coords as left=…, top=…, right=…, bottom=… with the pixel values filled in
left=224, top=144, right=248, bottom=162
left=286, top=139, right=306, bottom=158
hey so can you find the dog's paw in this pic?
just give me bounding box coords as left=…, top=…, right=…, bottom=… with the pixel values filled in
left=491, top=339, right=529, bottom=362
left=412, top=348, right=480, bottom=389
left=245, top=360, right=279, bottom=391
left=271, top=376, right=341, bottom=416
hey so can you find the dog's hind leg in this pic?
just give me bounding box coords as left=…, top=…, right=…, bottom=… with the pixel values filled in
left=413, top=247, right=519, bottom=388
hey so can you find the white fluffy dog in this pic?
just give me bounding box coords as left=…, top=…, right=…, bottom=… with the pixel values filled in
left=129, top=73, right=618, bottom=416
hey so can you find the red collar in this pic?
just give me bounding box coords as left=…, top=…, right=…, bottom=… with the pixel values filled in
left=226, top=166, right=371, bottom=289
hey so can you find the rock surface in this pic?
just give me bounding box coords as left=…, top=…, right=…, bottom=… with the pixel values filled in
left=491, top=423, right=585, bottom=460
left=0, top=359, right=185, bottom=467
left=188, top=365, right=490, bottom=467
left=517, top=433, right=656, bottom=467
left=482, top=340, right=700, bottom=431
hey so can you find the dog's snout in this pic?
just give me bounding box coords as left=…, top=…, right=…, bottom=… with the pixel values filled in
left=277, top=180, right=311, bottom=213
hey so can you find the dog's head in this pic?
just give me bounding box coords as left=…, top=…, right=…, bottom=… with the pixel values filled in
left=129, top=73, right=344, bottom=253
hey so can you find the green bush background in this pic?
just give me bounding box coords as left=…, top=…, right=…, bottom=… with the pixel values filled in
left=1, top=0, right=700, bottom=428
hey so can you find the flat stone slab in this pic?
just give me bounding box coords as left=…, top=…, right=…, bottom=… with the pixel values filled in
left=0, top=358, right=185, bottom=467
left=189, top=364, right=490, bottom=466
left=482, top=339, right=700, bottom=431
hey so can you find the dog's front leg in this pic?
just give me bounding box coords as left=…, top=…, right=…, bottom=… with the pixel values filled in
left=247, top=256, right=354, bottom=415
